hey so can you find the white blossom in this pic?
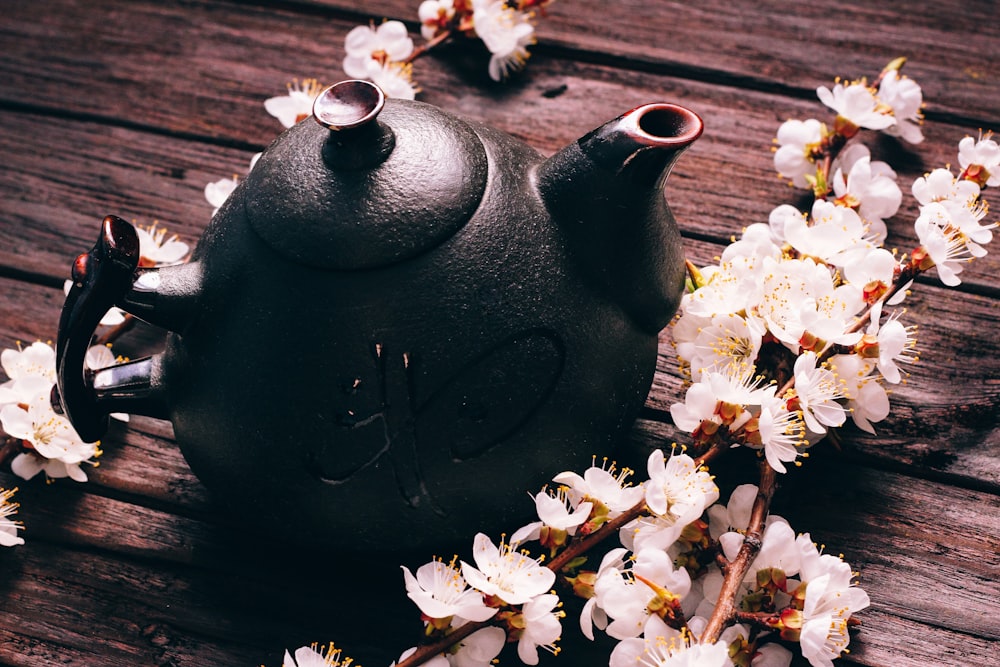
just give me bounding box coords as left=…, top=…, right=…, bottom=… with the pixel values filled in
left=419, top=0, right=455, bottom=41
left=342, top=21, right=414, bottom=80
left=816, top=82, right=895, bottom=132
left=842, top=248, right=899, bottom=304
left=349, top=59, right=419, bottom=100
left=472, top=0, right=535, bottom=81
left=264, top=78, right=324, bottom=128
left=706, top=484, right=758, bottom=539
left=957, top=133, right=1000, bottom=187
left=516, top=593, right=563, bottom=665
left=609, top=617, right=730, bottom=667
left=281, top=643, right=353, bottom=667
left=914, top=205, right=980, bottom=286
left=912, top=167, right=981, bottom=208
left=0, top=488, right=24, bottom=547
left=85, top=345, right=129, bottom=422
left=754, top=257, right=862, bottom=352
left=391, top=629, right=506, bottom=667
left=911, top=168, right=995, bottom=250
left=579, top=547, right=628, bottom=640
left=831, top=146, right=902, bottom=241
left=773, top=118, right=823, bottom=188
left=623, top=450, right=718, bottom=552
left=767, top=204, right=800, bottom=245
left=0, top=341, right=56, bottom=406
left=784, top=199, right=870, bottom=266
left=597, top=548, right=691, bottom=639
left=669, top=381, right=721, bottom=435
left=878, top=69, right=924, bottom=144
left=791, top=353, right=847, bottom=434
left=401, top=558, right=496, bottom=623
left=2, top=394, right=98, bottom=482
left=722, top=222, right=783, bottom=263
left=535, top=487, right=593, bottom=532
left=204, top=176, right=239, bottom=216
left=135, top=221, right=189, bottom=267
left=461, top=532, right=555, bottom=605
left=794, top=534, right=870, bottom=667
left=684, top=255, right=765, bottom=319
left=684, top=314, right=764, bottom=381
left=393, top=648, right=449, bottom=667
left=756, top=392, right=806, bottom=473
left=552, top=460, right=645, bottom=518
left=826, top=353, right=888, bottom=435
left=753, top=642, right=794, bottom=667
left=447, top=626, right=507, bottom=667
left=510, top=485, right=594, bottom=546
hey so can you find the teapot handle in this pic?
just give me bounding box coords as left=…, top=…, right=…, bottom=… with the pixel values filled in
left=52, top=216, right=169, bottom=442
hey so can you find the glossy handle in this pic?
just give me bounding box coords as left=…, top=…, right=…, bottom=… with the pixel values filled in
left=53, top=215, right=142, bottom=442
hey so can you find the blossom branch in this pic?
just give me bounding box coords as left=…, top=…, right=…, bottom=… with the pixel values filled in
left=401, top=28, right=453, bottom=65
left=394, top=496, right=650, bottom=667
left=394, top=616, right=485, bottom=667
left=699, top=460, right=777, bottom=643
left=548, top=497, right=648, bottom=573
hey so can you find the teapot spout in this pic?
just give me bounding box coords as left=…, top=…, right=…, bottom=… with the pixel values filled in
left=536, top=103, right=703, bottom=333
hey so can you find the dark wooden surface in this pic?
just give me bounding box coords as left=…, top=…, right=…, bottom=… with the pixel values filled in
left=0, top=1, right=998, bottom=666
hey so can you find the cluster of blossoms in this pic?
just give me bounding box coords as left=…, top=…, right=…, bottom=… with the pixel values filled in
left=274, top=450, right=866, bottom=667
left=207, top=3, right=557, bottom=216
left=0, top=221, right=191, bottom=544
left=672, top=59, right=997, bottom=476
left=260, top=0, right=554, bottom=132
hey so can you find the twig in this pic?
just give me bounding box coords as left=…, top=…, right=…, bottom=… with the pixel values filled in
left=402, top=29, right=453, bottom=65
left=548, top=497, right=648, bottom=573
left=699, top=460, right=777, bottom=643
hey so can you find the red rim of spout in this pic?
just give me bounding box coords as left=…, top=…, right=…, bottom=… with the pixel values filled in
left=622, top=103, right=704, bottom=147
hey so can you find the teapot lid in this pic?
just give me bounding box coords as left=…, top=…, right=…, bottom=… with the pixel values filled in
left=242, top=80, right=488, bottom=270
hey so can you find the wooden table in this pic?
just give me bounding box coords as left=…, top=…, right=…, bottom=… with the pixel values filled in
left=1, top=1, right=997, bottom=665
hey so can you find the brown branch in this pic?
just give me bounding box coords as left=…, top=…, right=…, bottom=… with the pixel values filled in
left=698, top=460, right=777, bottom=643
left=693, top=439, right=731, bottom=469
left=733, top=609, right=780, bottom=630
left=402, top=29, right=453, bottom=65
left=548, top=497, right=648, bottom=573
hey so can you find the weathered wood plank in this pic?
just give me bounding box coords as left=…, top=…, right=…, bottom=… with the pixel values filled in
left=0, top=530, right=418, bottom=667
left=774, top=452, right=1000, bottom=644
left=304, top=0, right=1000, bottom=124
left=0, top=1, right=997, bottom=293
left=0, top=2, right=998, bottom=666
left=2, top=85, right=997, bottom=293
left=0, top=112, right=242, bottom=283
left=1, top=450, right=997, bottom=666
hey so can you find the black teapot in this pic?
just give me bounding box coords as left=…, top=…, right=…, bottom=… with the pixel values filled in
left=54, top=80, right=702, bottom=551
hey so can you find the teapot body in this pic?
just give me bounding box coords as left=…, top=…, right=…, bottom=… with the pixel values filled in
left=162, top=123, right=657, bottom=550
left=55, top=83, right=703, bottom=552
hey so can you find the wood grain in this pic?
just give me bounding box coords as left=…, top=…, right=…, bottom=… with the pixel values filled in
left=304, top=0, right=1000, bottom=124
left=0, top=1, right=998, bottom=666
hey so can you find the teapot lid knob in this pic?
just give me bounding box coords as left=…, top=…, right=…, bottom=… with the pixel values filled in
left=313, top=80, right=385, bottom=131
